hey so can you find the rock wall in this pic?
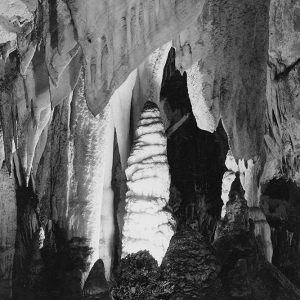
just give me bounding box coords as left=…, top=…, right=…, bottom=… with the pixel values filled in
left=175, top=0, right=270, bottom=159
left=0, top=130, right=16, bottom=300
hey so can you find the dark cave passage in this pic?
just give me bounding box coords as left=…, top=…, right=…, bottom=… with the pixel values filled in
left=261, top=178, right=300, bottom=288
left=160, top=47, right=229, bottom=240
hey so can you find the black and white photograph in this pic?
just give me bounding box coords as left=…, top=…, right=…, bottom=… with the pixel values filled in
left=0, top=0, right=299, bottom=299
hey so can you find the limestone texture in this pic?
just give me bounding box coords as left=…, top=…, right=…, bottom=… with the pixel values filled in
left=2, top=0, right=300, bottom=298
left=122, top=101, right=174, bottom=264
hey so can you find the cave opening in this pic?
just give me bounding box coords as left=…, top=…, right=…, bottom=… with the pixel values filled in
left=261, top=178, right=300, bottom=287
left=160, top=47, right=229, bottom=240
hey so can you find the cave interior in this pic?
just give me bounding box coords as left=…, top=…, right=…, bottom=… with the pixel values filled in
left=1, top=0, right=300, bottom=299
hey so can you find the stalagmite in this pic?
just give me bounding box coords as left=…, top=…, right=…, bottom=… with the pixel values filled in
left=161, top=229, right=221, bottom=299
left=122, top=101, right=174, bottom=264
left=2, top=0, right=300, bottom=298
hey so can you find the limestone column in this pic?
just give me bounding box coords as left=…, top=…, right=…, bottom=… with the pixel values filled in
left=122, top=101, right=174, bottom=264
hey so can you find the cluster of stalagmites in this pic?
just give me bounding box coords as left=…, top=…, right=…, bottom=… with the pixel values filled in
left=122, top=101, right=175, bottom=264
left=113, top=234, right=221, bottom=300
left=214, top=174, right=300, bottom=300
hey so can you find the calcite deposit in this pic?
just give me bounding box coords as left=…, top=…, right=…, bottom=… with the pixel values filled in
left=122, top=101, right=174, bottom=264
left=161, top=229, right=221, bottom=299
left=2, top=0, right=300, bottom=299
left=0, top=130, right=16, bottom=300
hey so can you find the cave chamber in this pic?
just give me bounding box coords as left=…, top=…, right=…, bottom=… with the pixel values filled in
left=2, top=0, right=300, bottom=299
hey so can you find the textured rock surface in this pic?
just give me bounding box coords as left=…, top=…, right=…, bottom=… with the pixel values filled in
left=263, top=0, right=300, bottom=184
left=175, top=0, right=270, bottom=159
left=0, top=130, right=16, bottom=300
left=239, top=158, right=261, bottom=207
left=132, top=42, right=172, bottom=132
left=66, top=0, right=205, bottom=115
left=122, top=101, right=174, bottom=264
left=248, top=207, right=273, bottom=262
left=215, top=173, right=249, bottom=238
left=214, top=174, right=300, bottom=300
left=2, top=0, right=300, bottom=298
left=261, top=179, right=300, bottom=288
left=160, top=229, right=221, bottom=299
left=110, top=70, right=137, bottom=169
left=269, top=0, right=300, bottom=70
left=221, top=152, right=238, bottom=218
left=82, top=259, right=112, bottom=300
left=37, top=72, right=115, bottom=285
left=111, top=251, right=162, bottom=300
left=161, top=48, right=228, bottom=238
left=0, top=0, right=36, bottom=44
left=6, top=71, right=118, bottom=299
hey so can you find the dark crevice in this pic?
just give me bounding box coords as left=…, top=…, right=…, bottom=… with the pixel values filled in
left=48, top=0, right=58, bottom=49
left=160, top=47, right=229, bottom=241
left=261, top=178, right=300, bottom=288
left=274, top=57, right=300, bottom=81
left=272, top=109, right=279, bottom=128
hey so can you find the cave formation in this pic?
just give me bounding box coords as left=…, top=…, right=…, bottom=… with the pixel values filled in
left=2, top=0, right=300, bottom=299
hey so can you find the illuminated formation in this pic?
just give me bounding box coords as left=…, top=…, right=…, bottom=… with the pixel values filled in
left=248, top=207, right=273, bottom=262
left=122, top=101, right=174, bottom=264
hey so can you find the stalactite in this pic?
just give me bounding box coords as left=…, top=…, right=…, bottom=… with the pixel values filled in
left=46, top=0, right=78, bottom=86
left=122, top=101, right=174, bottom=264
left=221, top=151, right=238, bottom=218
left=51, top=72, right=113, bottom=285
left=65, top=0, right=204, bottom=115
left=110, top=69, right=137, bottom=170
left=239, top=158, right=261, bottom=207
left=173, top=0, right=270, bottom=160
left=99, top=107, right=115, bottom=280
left=131, top=42, right=172, bottom=132
left=248, top=207, right=273, bottom=262
left=221, top=153, right=274, bottom=263
left=1, top=0, right=300, bottom=298
left=32, top=71, right=115, bottom=296
left=186, top=61, right=220, bottom=133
